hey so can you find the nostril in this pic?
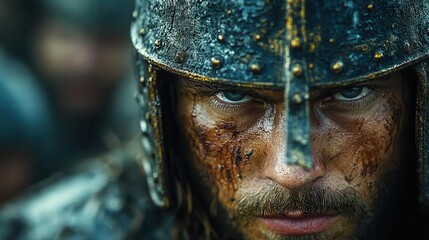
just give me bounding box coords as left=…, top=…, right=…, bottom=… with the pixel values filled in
left=263, top=162, right=326, bottom=190
left=261, top=145, right=327, bottom=190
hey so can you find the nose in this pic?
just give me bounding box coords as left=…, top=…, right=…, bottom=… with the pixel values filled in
left=262, top=142, right=326, bottom=189
left=262, top=118, right=326, bottom=189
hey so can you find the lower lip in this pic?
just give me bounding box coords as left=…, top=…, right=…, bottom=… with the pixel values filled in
left=259, top=214, right=337, bottom=236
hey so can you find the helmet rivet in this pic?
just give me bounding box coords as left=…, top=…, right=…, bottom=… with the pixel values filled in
left=145, top=112, right=151, bottom=120
left=132, top=10, right=138, bottom=20
left=154, top=39, right=162, bottom=48
left=217, top=34, right=225, bottom=42
left=374, top=51, right=384, bottom=60
left=295, top=135, right=308, bottom=146
left=308, top=43, right=316, bottom=52
left=253, top=34, right=262, bottom=42
left=367, top=4, right=373, bottom=11
left=148, top=64, right=154, bottom=74
left=308, top=63, right=314, bottom=70
left=292, top=64, right=303, bottom=77
left=139, top=28, right=145, bottom=36
left=291, top=38, right=301, bottom=49
left=140, top=120, right=148, bottom=133
left=331, top=61, right=344, bottom=74
left=403, top=41, right=411, bottom=53
left=142, top=137, right=152, bottom=152
left=250, top=62, right=263, bottom=74
left=329, top=38, right=335, bottom=43
left=291, top=93, right=303, bottom=104
left=211, top=56, right=222, bottom=69
left=175, top=51, right=186, bottom=63
left=139, top=76, right=146, bottom=84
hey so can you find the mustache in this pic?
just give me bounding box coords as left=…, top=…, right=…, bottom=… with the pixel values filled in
left=234, top=185, right=364, bottom=219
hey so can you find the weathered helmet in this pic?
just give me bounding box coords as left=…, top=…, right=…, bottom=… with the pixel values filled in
left=131, top=0, right=429, bottom=208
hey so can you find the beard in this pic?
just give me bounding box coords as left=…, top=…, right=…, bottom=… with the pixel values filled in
left=208, top=176, right=414, bottom=240
left=235, top=186, right=363, bottom=219
left=230, top=185, right=368, bottom=240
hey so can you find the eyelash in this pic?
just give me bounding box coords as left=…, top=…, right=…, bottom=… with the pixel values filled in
left=206, top=86, right=378, bottom=111
left=321, top=87, right=377, bottom=110
left=209, top=95, right=253, bottom=111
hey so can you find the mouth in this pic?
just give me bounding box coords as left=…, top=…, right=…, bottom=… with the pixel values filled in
left=258, top=211, right=338, bottom=236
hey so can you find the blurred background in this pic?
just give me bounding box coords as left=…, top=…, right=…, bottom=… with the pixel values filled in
left=0, top=0, right=138, bottom=205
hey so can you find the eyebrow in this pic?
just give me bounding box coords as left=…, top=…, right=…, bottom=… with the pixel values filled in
left=182, top=77, right=256, bottom=92
left=312, top=72, right=399, bottom=91
left=181, top=77, right=283, bottom=101
left=180, top=72, right=399, bottom=99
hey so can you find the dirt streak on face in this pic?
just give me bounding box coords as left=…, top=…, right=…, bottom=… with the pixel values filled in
left=179, top=82, right=271, bottom=199
left=175, top=73, right=413, bottom=239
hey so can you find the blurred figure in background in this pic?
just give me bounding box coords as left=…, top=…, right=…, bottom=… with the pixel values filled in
left=0, top=0, right=54, bottom=203
left=0, top=49, right=54, bottom=205
left=28, top=0, right=138, bottom=171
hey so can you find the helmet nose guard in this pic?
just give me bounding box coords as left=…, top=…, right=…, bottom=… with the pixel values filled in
left=132, top=0, right=429, bottom=208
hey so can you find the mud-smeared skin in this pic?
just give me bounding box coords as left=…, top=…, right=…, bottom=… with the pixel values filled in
left=176, top=74, right=409, bottom=239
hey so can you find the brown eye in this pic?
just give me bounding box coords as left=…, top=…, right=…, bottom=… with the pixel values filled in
left=215, top=91, right=253, bottom=104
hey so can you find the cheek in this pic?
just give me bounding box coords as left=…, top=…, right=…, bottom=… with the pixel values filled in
left=179, top=100, right=273, bottom=204
left=316, top=96, right=402, bottom=203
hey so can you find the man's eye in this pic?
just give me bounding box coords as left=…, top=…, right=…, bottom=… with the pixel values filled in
left=332, top=87, right=370, bottom=101
left=215, top=91, right=253, bottom=103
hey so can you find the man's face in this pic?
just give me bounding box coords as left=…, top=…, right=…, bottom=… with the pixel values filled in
left=33, top=18, right=131, bottom=117
left=176, top=73, right=413, bottom=239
